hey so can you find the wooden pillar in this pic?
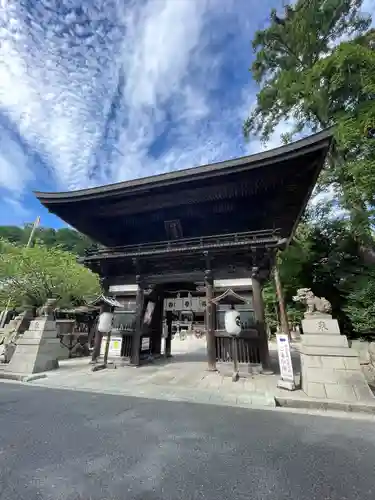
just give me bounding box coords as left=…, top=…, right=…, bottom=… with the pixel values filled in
left=205, top=269, right=217, bottom=371
left=165, top=311, right=173, bottom=358
left=91, top=276, right=110, bottom=362
left=274, top=264, right=290, bottom=340
left=131, top=275, right=144, bottom=366
left=103, top=306, right=114, bottom=366
left=251, top=267, right=272, bottom=372
left=150, top=292, right=163, bottom=357
left=87, top=316, right=96, bottom=348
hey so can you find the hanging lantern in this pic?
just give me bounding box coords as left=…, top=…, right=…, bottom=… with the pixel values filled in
left=98, top=312, right=113, bottom=333
left=143, top=301, right=155, bottom=325
left=224, top=309, right=242, bottom=336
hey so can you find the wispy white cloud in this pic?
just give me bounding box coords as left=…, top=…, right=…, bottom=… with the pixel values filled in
left=0, top=0, right=281, bottom=203
left=0, top=0, right=373, bottom=226
left=0, top=124, right=35, bottom=193
left=107, top=0, right=214, bottom=182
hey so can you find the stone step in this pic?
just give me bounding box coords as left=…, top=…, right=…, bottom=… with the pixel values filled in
left=302, top=335, right=348, bottom=347
left=301, top=346, right=357, bottom=357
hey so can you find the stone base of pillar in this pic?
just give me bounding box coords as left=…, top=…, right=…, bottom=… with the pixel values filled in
left=300, top=315, right=374, bottom=402
left=261, top=366, right=275, bottom=375
left=206, top=367, right=218, bottom=372
left=277, top=379, right=296, bottom=391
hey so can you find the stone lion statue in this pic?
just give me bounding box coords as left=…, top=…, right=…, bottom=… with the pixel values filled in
left=292, top=288, right=331, bottom=316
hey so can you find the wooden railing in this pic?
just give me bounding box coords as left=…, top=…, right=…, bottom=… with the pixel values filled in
left=215, top=332, right=261, bottom=364
left=120, top=333, right=133, bottom=358
left=83, top=229, right=281, bottom=259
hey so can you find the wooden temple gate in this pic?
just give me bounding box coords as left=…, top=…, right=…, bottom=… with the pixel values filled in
left=34, top=130, right=333, bottom=371
left=83, top=231, right=283, bottom=371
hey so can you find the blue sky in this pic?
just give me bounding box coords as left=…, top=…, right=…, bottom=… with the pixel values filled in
left=0, top=0, right=374, bottom=229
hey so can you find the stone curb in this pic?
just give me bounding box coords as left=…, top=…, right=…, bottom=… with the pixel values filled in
left=275, top=395, right=375, bottom=415
left=1, top=374, right=276, bottom=409
left=2, top=373, right=375, bottom=417
left=0, top=371, right=47, bottom=383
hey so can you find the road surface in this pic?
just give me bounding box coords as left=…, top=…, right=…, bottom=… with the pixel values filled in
left=0, top=383, right=374, bottom=500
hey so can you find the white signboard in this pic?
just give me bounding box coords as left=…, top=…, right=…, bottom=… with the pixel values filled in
left=100, top=335, right=122, bottom=357
left=109, top=284, right=138, bottom=293
left=276, top=334, right=294, bottom=382
left=141, top=337, right=150, bottom=351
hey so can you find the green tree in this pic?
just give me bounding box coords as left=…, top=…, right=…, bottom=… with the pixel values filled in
left=0, top=225, right=96, bottom=256
left=0, top=226, right=25, bottom=245
left=344, top=270, right=375, bottom=336
left=244, top=0, right=370, bottom=138
left=244, top=0, right=375, bottom=252
left=0, top=239, right=100, bottom=310
left=263, top=282, right=279, bottom=331
left=263, top=213, right=370, bottom=335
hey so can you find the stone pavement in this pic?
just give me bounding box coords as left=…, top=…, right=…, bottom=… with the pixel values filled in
left=2, top=335, right=375, bottom=414
left=4, top=336, right=297, bottom=409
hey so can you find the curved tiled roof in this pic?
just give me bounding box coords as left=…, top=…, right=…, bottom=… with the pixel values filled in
left=34, top=129, right=333, bottom=204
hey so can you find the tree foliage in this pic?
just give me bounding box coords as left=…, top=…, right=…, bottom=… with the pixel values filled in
left=245, top=0, right=370, bottom=136
left=263, top=215, right=374, bottom=336
left=0, top=240, right=100, bottom=310
left=244, top=0, right=375, bottom=243
left=245, top=1, right=375, bottom=335
left=344, top=270, right=375, bottom=334
left=0, top=225, right=97, bottom=256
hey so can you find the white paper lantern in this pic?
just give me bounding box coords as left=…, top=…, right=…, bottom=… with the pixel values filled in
left=224, top=309, right=242, bottom=336
left=143, top=301, right=155, bottom=325
left=98, top=312, right=113, bottom=333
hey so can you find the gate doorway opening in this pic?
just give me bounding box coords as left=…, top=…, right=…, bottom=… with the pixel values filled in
left=160, top=282, right=208, bottom=364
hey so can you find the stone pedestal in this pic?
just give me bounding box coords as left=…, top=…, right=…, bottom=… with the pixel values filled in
left=6, top=317, right=60, bottom=374
left=0, top=311, right=32, bottom=341
left=0, top=311, right=33, bottom=363
left=300, top=314, right=374, bottom=402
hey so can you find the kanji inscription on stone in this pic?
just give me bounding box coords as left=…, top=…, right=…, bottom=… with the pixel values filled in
left=318, top=321, right=328, bottom=332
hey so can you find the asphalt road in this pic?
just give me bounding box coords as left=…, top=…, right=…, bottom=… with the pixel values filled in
left=0, top=383, right=374, bottom=500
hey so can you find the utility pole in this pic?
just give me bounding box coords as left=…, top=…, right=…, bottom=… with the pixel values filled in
left=26, top=216, right=41, bottom=248
left=0, top=216, right=40, bottom=328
